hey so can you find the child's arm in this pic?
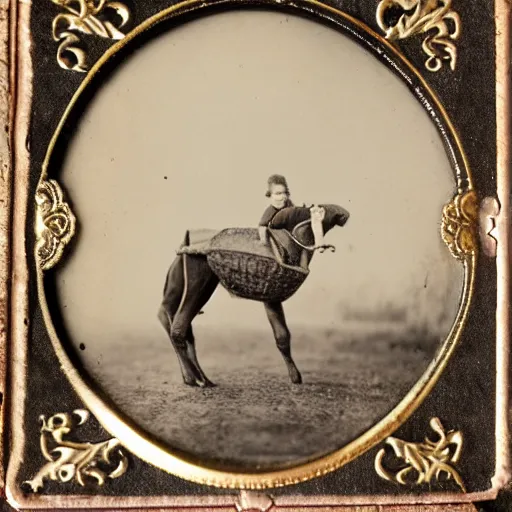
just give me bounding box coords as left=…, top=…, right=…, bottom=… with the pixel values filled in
left=258, top=226, right=268, bottom=245
left=258, top=206, right=275, bottom=245
left=310, top=205, right=326, bottom=248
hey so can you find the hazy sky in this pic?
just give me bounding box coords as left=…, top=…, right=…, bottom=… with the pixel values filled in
left=55, top=10, right=464, bottom=353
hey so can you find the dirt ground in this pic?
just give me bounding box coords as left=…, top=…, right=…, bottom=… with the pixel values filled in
left=85, top=324, right=437, bottom=469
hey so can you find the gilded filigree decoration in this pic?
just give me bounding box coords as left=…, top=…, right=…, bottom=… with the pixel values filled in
left=375, top=417, right=465, bottom=491
left=376, top=0, right=461, bottom=72
left=24, top=410, right=128, bottom=493
left=51, top=0, right=131, bottom=72
left=441, top=190, right=478, bottom=260
left=36, top=180, right=76, bottom=271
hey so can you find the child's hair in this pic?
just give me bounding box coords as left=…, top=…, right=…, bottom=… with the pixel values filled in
left=265, top=174, right=291, bottom=198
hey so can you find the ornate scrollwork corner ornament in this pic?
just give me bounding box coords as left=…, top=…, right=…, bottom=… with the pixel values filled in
left=376, top=0, right=461, bottom=72
left=35, top=179, right=76, bottom=271
left=51, top=0, right=131, bottom=72
left=23, top=409, right=128, bottom=493
left=374, top=417, right=466, bottom=492
left=441, top=190, right=478, bottom=260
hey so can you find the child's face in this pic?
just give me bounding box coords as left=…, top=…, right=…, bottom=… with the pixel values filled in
left=269, top=184, right=288, bottom=209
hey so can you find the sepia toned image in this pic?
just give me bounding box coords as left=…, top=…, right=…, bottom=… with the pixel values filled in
left=2, top=0, right=509, bottom=506
left=44, top=10, right=466, bottom=470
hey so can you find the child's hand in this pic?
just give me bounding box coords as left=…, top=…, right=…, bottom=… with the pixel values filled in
left=310, top=205, right=326, bottom=221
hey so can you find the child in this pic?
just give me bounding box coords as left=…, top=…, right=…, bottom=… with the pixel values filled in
left=259, top=174, right=294, bottom=245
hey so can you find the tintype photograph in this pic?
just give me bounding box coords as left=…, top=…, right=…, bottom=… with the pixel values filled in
left=0, top=0, right=509, bottom=509
left=49, top=11, right=464, bottom=469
